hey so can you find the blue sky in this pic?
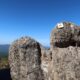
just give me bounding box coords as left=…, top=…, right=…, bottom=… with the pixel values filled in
left=0, top=0, right=80, bottom=46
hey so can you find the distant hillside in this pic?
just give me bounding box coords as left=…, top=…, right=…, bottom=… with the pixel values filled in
left=0, top=45, right=10, bottom=57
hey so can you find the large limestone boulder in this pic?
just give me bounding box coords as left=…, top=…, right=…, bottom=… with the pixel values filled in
left=50, top=22, right=80, bottom=80
left=9, top=37, right=44, bottom=80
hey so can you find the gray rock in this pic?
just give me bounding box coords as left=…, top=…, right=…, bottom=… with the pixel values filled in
left=9, top=37, right=44, bottom=80
left=41, top=46, right=52, bottom=80
left=50, top=22, right=80, bottom=80
left=9, top=21, right=80, bottom=80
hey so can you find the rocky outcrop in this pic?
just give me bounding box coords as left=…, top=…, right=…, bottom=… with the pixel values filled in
left=50, top=22, right=80, bottom=48
left=50, top=22, right=80, bottom=80
left=9, top=37, right=45, bottom=80
left=9, top=22, right=80, bottom=80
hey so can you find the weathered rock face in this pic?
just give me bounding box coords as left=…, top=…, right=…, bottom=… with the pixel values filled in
left=9, top=37, right=44, bottom=80
left=9, top=22, right=80, bottom=80
left=50, top=22, right=80, bottom=80
left=41, top=47, right=52, bottom=80
left=51, top=22, right=80, bottom=48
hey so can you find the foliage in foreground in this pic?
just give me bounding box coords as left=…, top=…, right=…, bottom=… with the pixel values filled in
left=0, top=52, right=9, bottom=69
